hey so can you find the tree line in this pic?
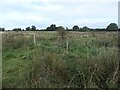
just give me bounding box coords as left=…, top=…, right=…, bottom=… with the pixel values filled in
left=0, top=23, right=119, bottom=31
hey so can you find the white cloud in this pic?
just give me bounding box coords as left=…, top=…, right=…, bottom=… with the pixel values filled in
left=1, top=0, right=119, bottom=3
left=30, top=3, right=63, bottom=11
left=72, top=18, right=117, bottom=26
left=0, top=0, right=118, bottom=29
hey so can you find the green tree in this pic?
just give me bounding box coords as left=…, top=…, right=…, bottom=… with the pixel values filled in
left=31, top=25, right=36, bottom=31
left=73, top=25, right=79, bottom=31
left=82, top=26, right=89, bottom=32
left=106, top=23, right=118, bottom=30
left=12, top=28, right=21, bottom=31
left=66, top=27, right=69, bottom=31
left=46, top=24, right=56, bottom=31
left=26, top=27, right=31, bottom=31
left=0, top=27, right=5, bottom=31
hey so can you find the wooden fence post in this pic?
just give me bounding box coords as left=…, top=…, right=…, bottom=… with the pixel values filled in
left=33, top=33, right=36, bottom=46
left=66, top=37, right=69, bottom=54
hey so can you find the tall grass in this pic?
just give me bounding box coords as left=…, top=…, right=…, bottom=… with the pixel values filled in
left=2, top=31, right=119, bottom=88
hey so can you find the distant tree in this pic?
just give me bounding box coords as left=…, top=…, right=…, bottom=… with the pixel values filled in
left=56, top=26, right=65, bottom=30
left=46, top=24, right=56, bottom=31
left=46, top=27, right=50, bottom=31
left=36, top=29, right=39, bottom=31
left=94, top=28, right=106, bottom=31
left=2, top=28, right=5, bottom=31
left=82, top=26, right=89, bottom=32
left=26, top=27, right=31, bottom=31
left=79, top=28, right=83, bottom=31
left=22, top=29, right=25, bottom=31
left=31, top=25, right=36, bottom=31
left=0, top=27, right=5, bottom=31
left=73, top=25, right=79, bottom=31
left=12, top=28, right=21, bottom=31
left=50, top=24, right=56, bottom=28
left=106, top=23, right=118, bottom=30
left=66, top=27, right=69, bottom=31
left=0, top=28, right=2, bottom=31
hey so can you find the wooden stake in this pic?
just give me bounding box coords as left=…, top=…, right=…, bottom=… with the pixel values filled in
left=66, top=37, right=69, bottom=54
left=33, top=33, right=36, bottom=46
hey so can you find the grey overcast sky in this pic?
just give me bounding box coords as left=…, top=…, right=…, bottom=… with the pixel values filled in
left=0, top=0, right=119, bottom=30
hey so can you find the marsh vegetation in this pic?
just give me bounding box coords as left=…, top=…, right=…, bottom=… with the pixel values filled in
left=2, top=31, right=119, bottom=88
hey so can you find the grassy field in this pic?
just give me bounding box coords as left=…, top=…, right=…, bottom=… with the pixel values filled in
left=2, top=31, right=119, bottom=88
